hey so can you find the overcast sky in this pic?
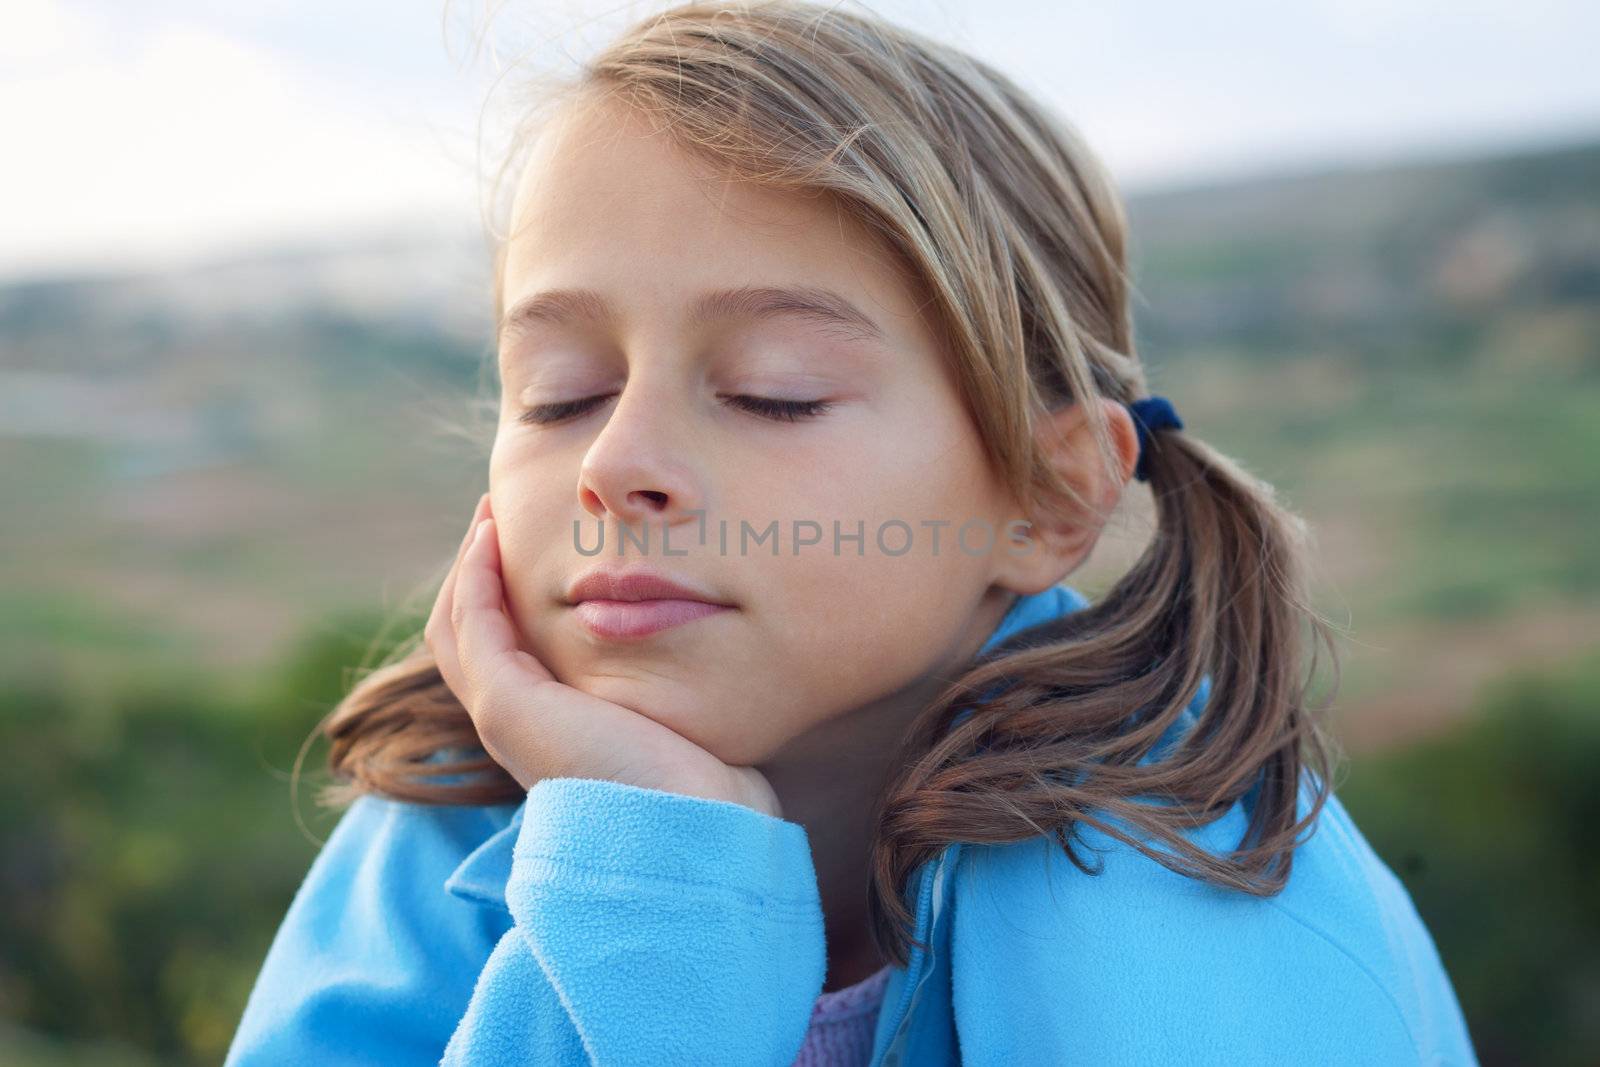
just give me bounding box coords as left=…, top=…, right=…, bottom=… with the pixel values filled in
left=5, top=0, right=1598, bottom=281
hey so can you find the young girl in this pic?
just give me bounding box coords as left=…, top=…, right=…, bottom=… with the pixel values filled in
left=225, top=2, right=1477, bottom=1064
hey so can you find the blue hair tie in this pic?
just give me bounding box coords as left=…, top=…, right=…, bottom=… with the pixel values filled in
left=1127, top=395, right=1183, bottom=482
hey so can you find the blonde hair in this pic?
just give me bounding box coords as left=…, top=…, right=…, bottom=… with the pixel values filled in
left=311, top=0, right=1342, bottom=968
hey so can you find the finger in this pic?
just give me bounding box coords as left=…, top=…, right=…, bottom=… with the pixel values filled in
left=439, top=495, right=492, bottom=604
left=426, top=494, right=492, bottom=695
left=452, top=518, right=547, bottom=700
left=428, top=495, right=489, bottom=654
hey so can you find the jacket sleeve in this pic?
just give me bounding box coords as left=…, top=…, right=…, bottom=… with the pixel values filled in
left=441, top=776, right=828, bottom=1067
left=222, top=793, right=516, bottom=1067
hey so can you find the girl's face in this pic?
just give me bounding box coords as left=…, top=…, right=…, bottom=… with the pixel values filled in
left=490, top=96, right=1026, bottom=766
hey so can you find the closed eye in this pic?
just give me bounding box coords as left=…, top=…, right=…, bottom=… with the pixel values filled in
left=517, top=394, right=611, bottom=425
left=516, top=393, right=834, bottom=425
left=719, top=394, right=834, bottom=422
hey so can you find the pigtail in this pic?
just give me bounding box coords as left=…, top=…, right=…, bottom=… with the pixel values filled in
left=866, top=418, right=1345, bottom=967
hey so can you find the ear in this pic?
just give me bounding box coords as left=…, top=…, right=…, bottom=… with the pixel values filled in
left=992, top=396, right=1139, bottom=595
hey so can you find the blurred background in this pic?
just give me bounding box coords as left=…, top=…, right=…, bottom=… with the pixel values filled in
left=2, top=1, right=1597, bottom=1064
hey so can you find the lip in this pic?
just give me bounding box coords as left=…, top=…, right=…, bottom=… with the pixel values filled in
left=565, top=567, right=734, bottom=640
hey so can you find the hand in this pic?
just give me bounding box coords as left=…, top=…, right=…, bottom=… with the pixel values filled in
left=424, top=493, right=784, bottom=819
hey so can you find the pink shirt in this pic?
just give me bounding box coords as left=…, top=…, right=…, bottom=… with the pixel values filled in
left=789, top=963, right=895, bottom=1066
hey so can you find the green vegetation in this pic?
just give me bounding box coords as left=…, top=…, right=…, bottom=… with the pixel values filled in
left=1340, top=651, right=1600, bottom=1066
left=0, top=609, right=404, bottom=1065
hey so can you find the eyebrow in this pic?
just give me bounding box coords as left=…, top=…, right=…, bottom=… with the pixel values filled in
left=496, top=284, right=886, bottom=347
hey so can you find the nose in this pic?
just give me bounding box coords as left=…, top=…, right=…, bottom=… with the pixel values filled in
left=576, top=384, right=707, bottom=537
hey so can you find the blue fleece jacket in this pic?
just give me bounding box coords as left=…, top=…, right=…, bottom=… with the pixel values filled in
left=223, top=584, right=1479, bottom=1066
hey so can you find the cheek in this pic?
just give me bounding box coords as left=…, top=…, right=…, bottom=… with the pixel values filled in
left=688, top=404, right=1002, bottom=746
left=736, top=420, right=1002, bottom=723
left=688, top=510, right=993, bottom=764
left=775, top=532, right=990, bottom=684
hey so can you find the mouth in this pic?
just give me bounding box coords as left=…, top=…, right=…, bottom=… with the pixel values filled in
left=570, top=598, right=732, bottom=640
left=564, top=567, right=735, bottom=640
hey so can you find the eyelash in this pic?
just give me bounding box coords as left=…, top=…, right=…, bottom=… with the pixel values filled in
left=516, top=393, right=835, bottom=426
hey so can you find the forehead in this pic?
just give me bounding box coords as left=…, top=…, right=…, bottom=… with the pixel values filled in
left=499, top=94, right=930, bottom=337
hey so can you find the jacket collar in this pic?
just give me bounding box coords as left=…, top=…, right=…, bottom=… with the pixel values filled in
left=443, top=802, right=523, bottom=911
left=871, top=583, right=1094, bottom=1063
left=870, top=585, right=1212, bottom=1065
